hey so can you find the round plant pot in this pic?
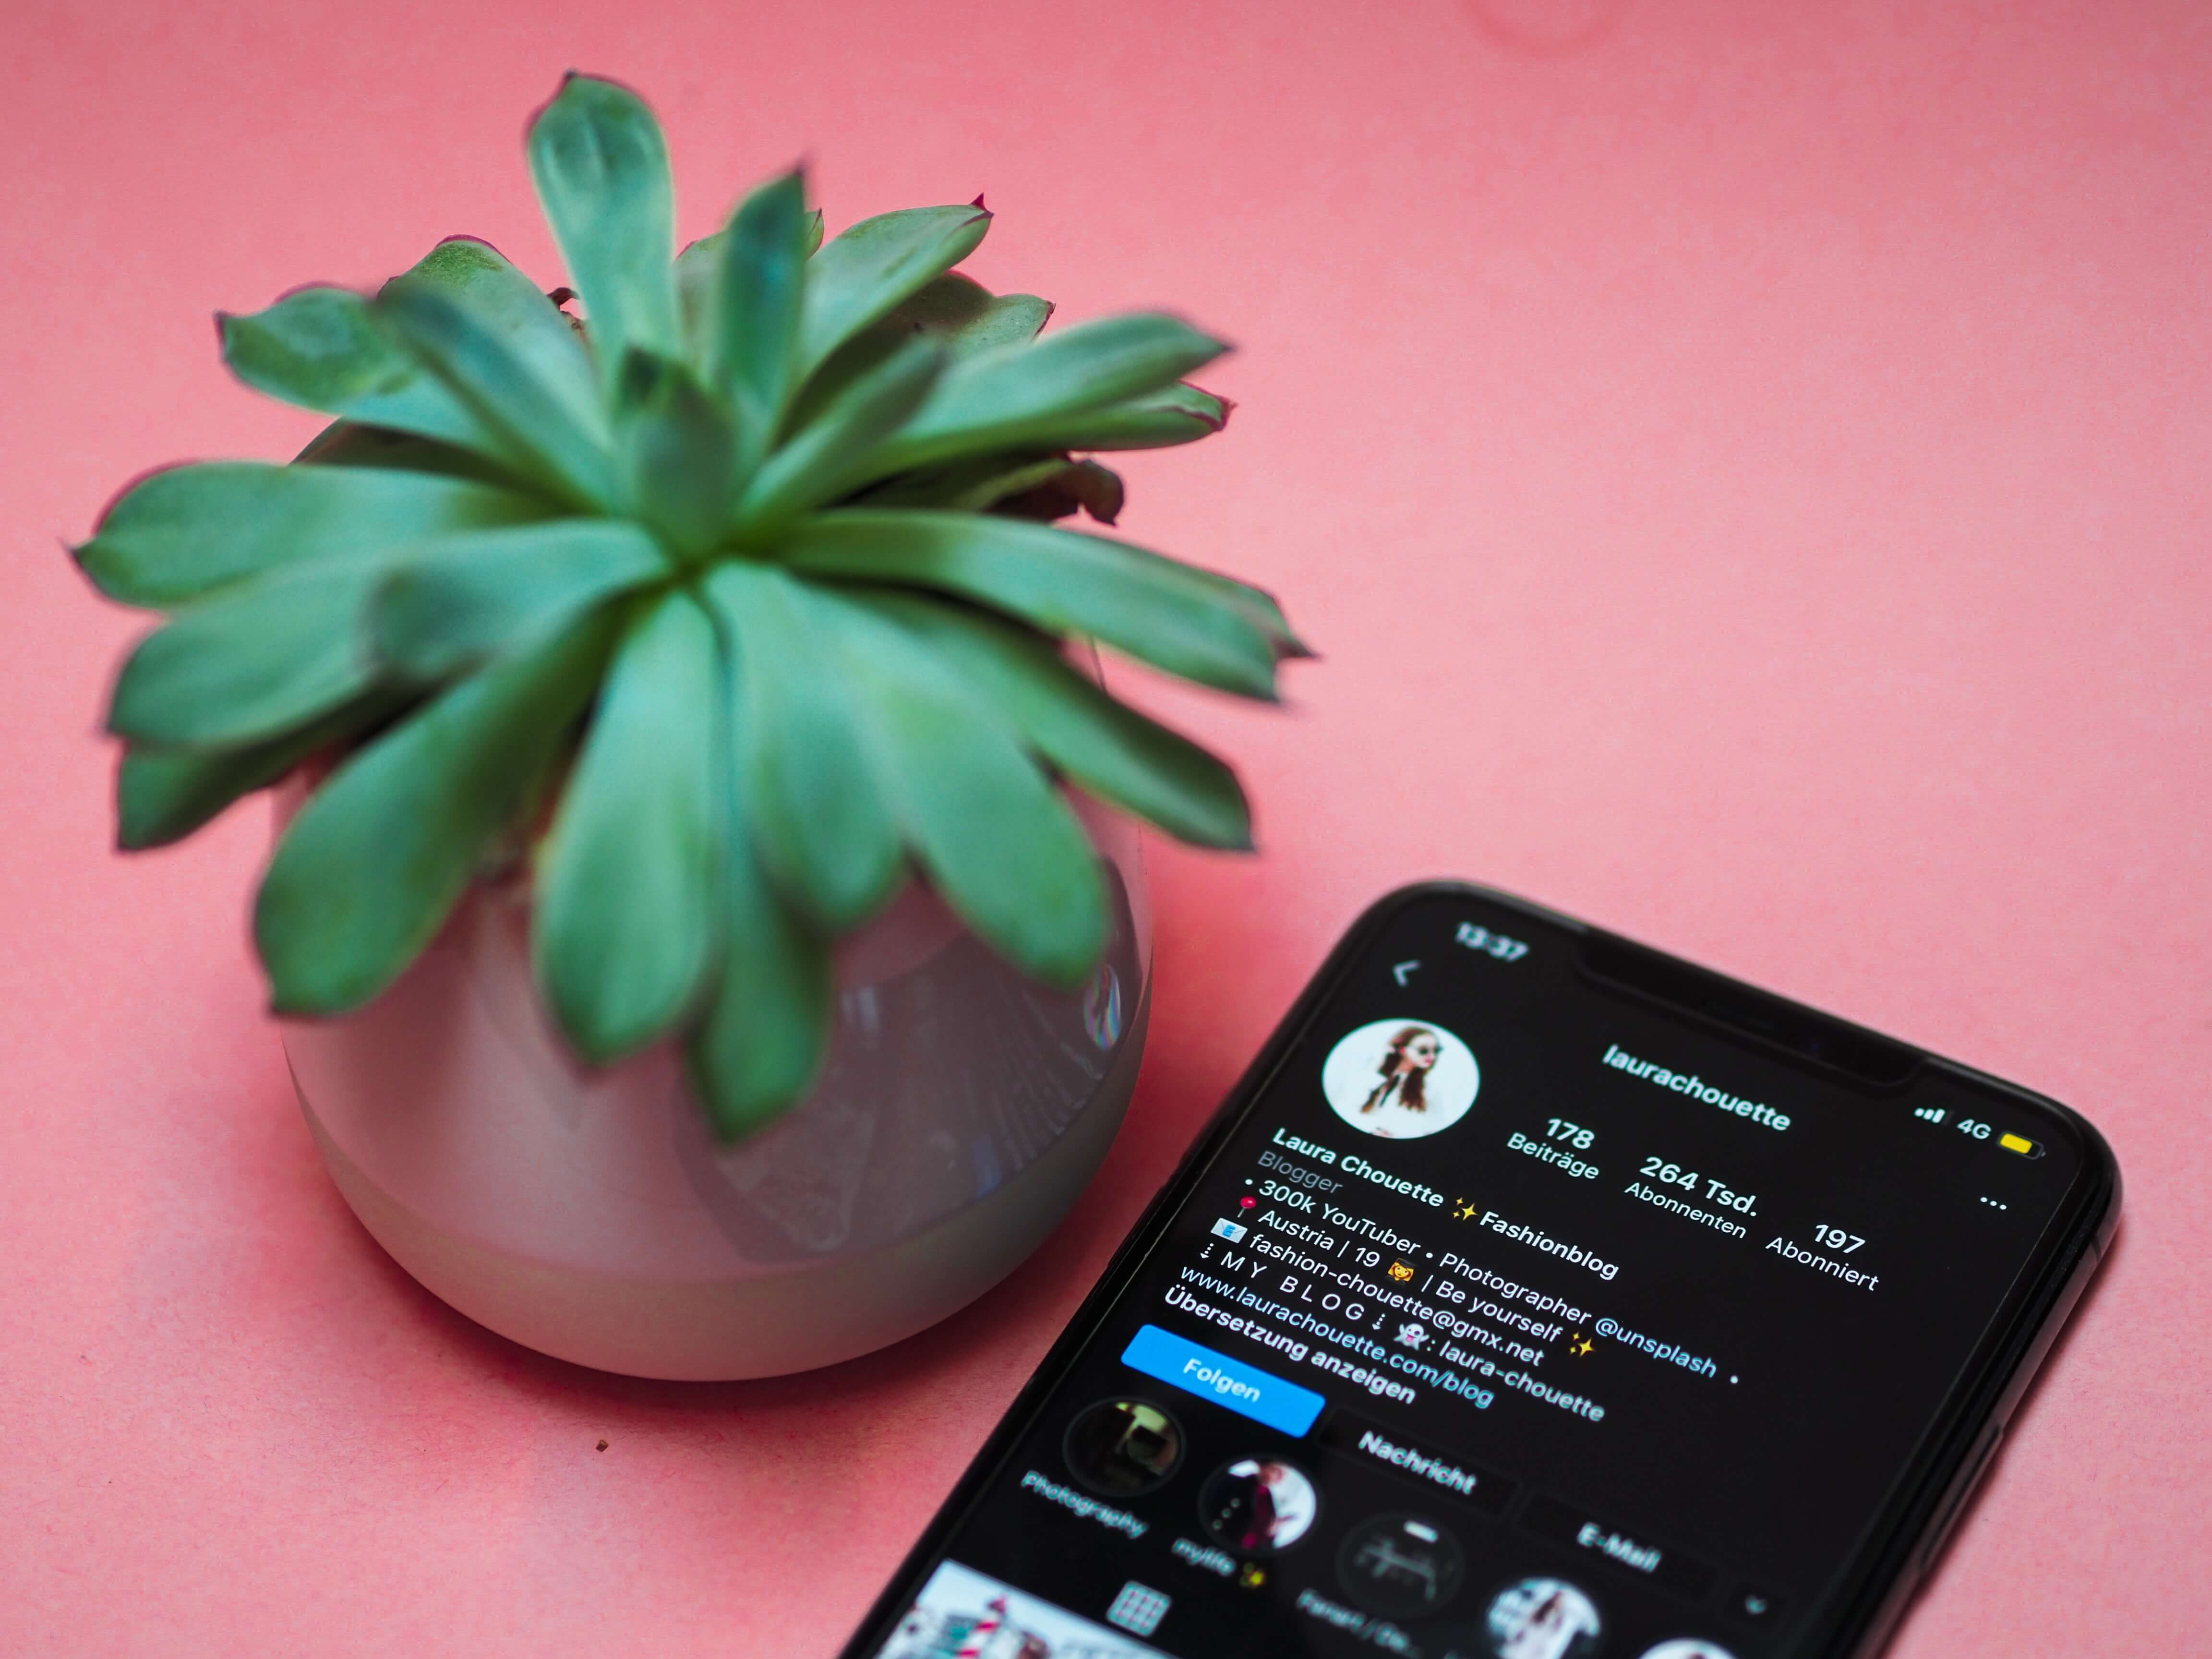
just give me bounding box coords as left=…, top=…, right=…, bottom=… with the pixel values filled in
left=281, top=800, right=1150, bottom=1381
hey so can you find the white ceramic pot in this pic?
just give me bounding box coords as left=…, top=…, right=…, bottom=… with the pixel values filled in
left=282, top=801, right=1150, bottom=1380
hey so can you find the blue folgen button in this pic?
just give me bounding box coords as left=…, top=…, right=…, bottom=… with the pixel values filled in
left=1121, top=1324, right=1326, bottom=1437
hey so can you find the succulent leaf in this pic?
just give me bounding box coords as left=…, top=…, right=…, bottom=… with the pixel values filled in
left=368, top=521, right=670, bottom=680
left=108, top=559, right=397, bottom=748
left=116, top=690, right=406, bottom=851
left=1024, top=381, right=1232, bottom=452
left=990, top=457, right=1127, bottom=524
left=75, top=461, right=553, bottom=609
left=796, top=204, right=992, bottom=380
left=702, top=562, right=903, bottom=930
left=860, top=313, right=1228, bottom=481
left=612, top=351, right=738, bottom=555
left=674, top=205, right=821, bottom=361
left=857, top=454, right=1123, bottom=521
left=120, top=745, right=299, bottom=852
left=877, top=274, right=1052, bottom=358
left=780, top=510, right=1284, bottom=698
left=734, top=337, right=947, bottom=534
left=528, top=74, right=682, bottom=390
left=219, top=287, right=499, bottom=455
left=818, top=593, right=1107, bottom=986
left=255, top=612, right=616, bottom=1016
left=795, top=277, right=1050, bottom=423
left=381, top=237, right=568, bottom=311
left=787, top=278, right=1048, bottom=435
left=673, top=237, right=716, bottom=359
left=379, top=257, right=615, bottom=509
left=534, top=591, right=721, bottom=1063
left=295, top=421, right=536, bottom=487
left=683, top=757, right=833, bottom=1139
left=849, top=592, right=1252, bottom=850
left=710, top=168, right=810, bottom=466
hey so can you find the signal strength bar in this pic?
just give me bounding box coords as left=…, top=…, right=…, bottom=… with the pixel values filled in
left=1914, top=1106, right=1947, bottom=1124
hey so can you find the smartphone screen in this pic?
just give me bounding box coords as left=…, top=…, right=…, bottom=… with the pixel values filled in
left=842, top=886, right=2116, bottom=1659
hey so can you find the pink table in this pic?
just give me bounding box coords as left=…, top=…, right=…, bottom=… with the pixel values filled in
left=6, top=0, right=2207, bottom=1652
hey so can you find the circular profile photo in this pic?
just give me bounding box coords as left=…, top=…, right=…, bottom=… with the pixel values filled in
left=1635, top=1643, right=1737, bottom=1659
left=1481, top=1577, right=1604, bottom=1659
left=1322, top=1018, right=1480, bottom=1140
left=1062, top=1398, right=1183, bottom=1497
left=1335, top=1513, right=1467, bottom=1619
left=1199, top=1458, right=1320, bottom=1554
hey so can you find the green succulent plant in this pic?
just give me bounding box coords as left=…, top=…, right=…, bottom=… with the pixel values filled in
left=76, top=73, right=1306, bottom=1139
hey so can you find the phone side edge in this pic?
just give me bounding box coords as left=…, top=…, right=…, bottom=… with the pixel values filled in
left=1831, top=1071, right=2121, bottom=1659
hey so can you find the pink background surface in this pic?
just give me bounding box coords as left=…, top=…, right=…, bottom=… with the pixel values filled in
left=5, top=0, right=2207, bottom=1652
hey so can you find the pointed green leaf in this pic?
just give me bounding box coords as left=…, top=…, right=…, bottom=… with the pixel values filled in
left=612, top=351, right=738, bottom=555
left=108, top=559, right=396, bottom=747
left=809, top=481, right=1299, bottom=658
left=849, top=454, right=1123, bottom=522
left=684, top=763, right=832, bottom=1138
left=294, top=420, right=534, bottom=487
left=700, top=561, right=902, bottom=929
left=369, top=520, right=669, bottom=680
left=779, top=510, right=1285, bottom=698
left=380, top=252, right=614, bottom=509
left=818, top=593, right=1106, bottom=985
left=676, top=207, right=821, bottom=359
left=1031, top=381, right=1231, bottom=452
left=674, top=235, right=719, bottom=362
left=528, top=74, right=681, bottom=390
left=254, top=613, right=615, bottom=1015
left=780, top=275, right=1050, bottom=445
left=219, top=287, right=500, bottom=455
left=379, top=237, right=574, bottom=321
left=851, top=591, right=1250, bottom=849
left=861, top=313, right=1226, bottom=480
left=783, top=276, right=1039, bottom=427
left=879, top=274, right=1052, bottom=358
left=118, top=746, right=289, bottom=851
left=733, top=337, right=946, bottom=532
left=534, top=591, right=721, bottom=1063
left=711, top=168, right=810, bottom=462
left=115, top=690, right=408, bottom=851
left=797, top=204, right=991, bottom=379
left=75, top=461, right=553, bottom=607
left=804, top=276, right=1049, bottom=400
left=851, top=453, right=1067, bottom=512
left=991, top=457, right=1125, bottom=524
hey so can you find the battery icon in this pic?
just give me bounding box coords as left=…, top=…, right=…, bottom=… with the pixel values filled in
left=1998, top=1132, right=2043, bottom=1159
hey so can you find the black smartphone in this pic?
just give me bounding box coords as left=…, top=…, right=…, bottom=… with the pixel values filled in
left=838, top=883, right=2118, bottom=1659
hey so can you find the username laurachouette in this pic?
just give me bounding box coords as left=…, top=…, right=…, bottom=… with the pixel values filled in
left=1601, top=1043, right=1791, bottom=1130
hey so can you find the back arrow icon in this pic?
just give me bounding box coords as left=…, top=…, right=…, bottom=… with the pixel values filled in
left=1393, top=960, right=1420, bottom=986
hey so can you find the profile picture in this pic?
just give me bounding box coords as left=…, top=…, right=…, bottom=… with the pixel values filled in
left=1336, top=1513, right=1466, bottom=1619
left=1634, top=1643, right=1737, bottom=1659
left=1063, top=1398, right=1184, bottom=1497
left=1199, top=1458, right=1319, bottom=1554
left=1483, top=1576, right=1604, bottom=1659
left=1321, top=1018, right=1480, bottom=1140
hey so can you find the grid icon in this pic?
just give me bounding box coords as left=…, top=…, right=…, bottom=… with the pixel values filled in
left=1105, top=1581, right=1171, bottom=1638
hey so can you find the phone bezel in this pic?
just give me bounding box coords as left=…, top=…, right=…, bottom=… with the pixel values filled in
left=836, top=881, right=2121, bottom=1659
